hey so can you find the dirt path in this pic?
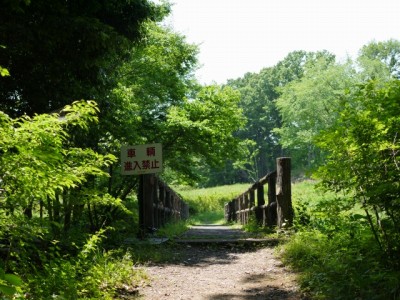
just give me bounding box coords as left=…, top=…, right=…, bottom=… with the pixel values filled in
left=137, top=226, right=302, bottom=300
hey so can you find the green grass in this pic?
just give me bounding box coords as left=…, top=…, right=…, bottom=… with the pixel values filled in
left=155, top=219, right=190, bottom=239
left=189, top=211, right=226, bottom=225
left=176, top=183, right=250, bottom=212
left=175, top=183, right=251, bottom=225
left=282, top=180, right=400, bottom=300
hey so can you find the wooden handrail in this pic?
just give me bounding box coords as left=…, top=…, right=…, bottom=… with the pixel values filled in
left=225, top=157, right=292, bottom=228
left=138, top=174, right=189, bottom=237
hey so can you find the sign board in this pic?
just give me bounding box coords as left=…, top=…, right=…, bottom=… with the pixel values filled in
left=121, top=143, right=162, bottom=175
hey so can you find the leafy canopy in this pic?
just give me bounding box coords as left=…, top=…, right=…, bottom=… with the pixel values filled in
left=0, top=0, right=169, bottom=116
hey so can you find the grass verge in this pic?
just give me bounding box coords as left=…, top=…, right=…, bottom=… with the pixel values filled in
left=281, top=180, right=400, bottom=300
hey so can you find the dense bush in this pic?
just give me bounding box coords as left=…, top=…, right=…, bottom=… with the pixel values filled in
left=282, top=181, right=400, bottom=300
left=0, top=101, right=147, bottom=298
left=316, top=79, right=400, bottom=264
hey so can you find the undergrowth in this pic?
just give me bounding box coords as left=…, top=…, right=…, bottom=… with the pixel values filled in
left=281, top=180, right=400, bottom=300
left=21, top=229, right=149, bottom=299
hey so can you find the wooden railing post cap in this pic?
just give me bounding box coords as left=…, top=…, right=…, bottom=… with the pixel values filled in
left=277, top=157, right=291, bottom=161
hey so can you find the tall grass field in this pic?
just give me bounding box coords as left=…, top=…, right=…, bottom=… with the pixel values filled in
left=175, top=183, right=250, bottom=224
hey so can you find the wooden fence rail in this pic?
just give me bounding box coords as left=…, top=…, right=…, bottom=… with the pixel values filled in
left=139, top=174, right=189, bottom=237
left=224, top=157, right=293, bottom=228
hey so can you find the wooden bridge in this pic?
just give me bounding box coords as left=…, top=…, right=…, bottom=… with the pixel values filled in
left=138, top=157, right=292, bottom=237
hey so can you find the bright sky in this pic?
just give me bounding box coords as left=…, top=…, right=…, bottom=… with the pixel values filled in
left=165, top=0, right=400, bottom=85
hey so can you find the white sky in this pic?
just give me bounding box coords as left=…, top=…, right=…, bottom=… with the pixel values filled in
left=164, top=0, right=400, bottom=85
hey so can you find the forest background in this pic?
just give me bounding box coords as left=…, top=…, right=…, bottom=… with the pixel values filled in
left=0, top=0, right=399, bottom=299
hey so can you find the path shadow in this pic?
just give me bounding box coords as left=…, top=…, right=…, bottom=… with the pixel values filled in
left=144, top=225, right=277, bottom=267
left=206, top=271, right=302, bottom=300
left=206, top=287, right=299, bottom=300
left=146, top=242, right=267, bottom=268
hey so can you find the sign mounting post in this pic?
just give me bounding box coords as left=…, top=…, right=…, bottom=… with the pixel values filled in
left=121, top=143, right=163, bottom=238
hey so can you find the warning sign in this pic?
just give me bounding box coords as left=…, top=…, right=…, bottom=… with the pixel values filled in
left=121, top=143, right=162, bottom=175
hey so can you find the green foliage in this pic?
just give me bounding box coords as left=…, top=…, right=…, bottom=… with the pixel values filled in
left=155, top=220, right=190, bottom=239
left=100, top=23, right=245, bottom=191
left=0, top=66, right=9, bottom=77
left=0, top=12, right=250, bottom=296
left=0, top=47, right=10, bottom=77
left=222, top=50, right=337, bottom=184
left=0, top=0, right=168, bottom=116
left=282, top=181, right=400, bottom=300
left=189, top=211, right=226, bottom=225
left=0, top=267, right=23, bottom=299
left=227, top=66, right=281, bottom=180
left=242, top=215, right=275, bottom=235
left=0, top=100, right=116, bottom=211
left=316, top=79, right=400, bottom=260
left=25, top=229, right=148, bottom=299
left=283, top=230, right=400, bottom=300
left=274, top=58, right=357, bottom=171
left=358, top=39, right=400, bottom=79
left=211, top=40, right=400, bottom=187
left=0, top=101, right=143, bottom=297
left=176, top=183, right=270, bottom=225
left=165, top=85, right=245, bottom=182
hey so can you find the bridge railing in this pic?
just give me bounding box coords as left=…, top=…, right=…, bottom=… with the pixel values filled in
left=139, top=174, right=189, bottom=236
left=224, top=157, right=293, bottom=228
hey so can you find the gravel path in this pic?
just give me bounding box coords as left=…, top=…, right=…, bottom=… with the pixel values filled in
left=137, top=226, right=302, bottom=300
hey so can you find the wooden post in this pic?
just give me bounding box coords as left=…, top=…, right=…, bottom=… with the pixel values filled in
left=268, top=171, right=276, bottom=205
left=255, top=183, right=264, bottom=225
left=242, top=194, right=247, bottom=224
left=153, top=176, right=159, bottom=228
left=138, top=174, right=155, bottom=238
left=243, top=194, right=247, bottom=224
left=257, top=184, right=265, bottom=206
left=267, top=171, right=277, bottom=226
left=233, top=199, right=239, bottom=222
left=138, top=175, right=144, bottom=238
left=249, top=189, right=255, bottom=221
left=224, top=203, right=230, bottom=222
left=166, top=187, right=173, bottom=222
left=229, top=201, right=235, bottom=222
left=236, top=197, right=241, bottom=224
left=276, top=157, right=293, bottom=228
left=158, top=182, right=165, bottom=226
left=181, top=202, right=189, bottom=220
left=173, top=195, right=177, bottom=220
left=249, top=189, right=255, bottom=207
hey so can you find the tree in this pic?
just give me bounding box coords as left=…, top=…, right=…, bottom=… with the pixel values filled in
left=358, top=39, right=400, bottom=79
left=0, top=0, right=168, bottom=116
left=315, top=79, right=400, bottom=263
left=87, top=22, right=244, bottom=191
left=274, top=40, right=400, bottom=174
left=274, top=56, right=357, bottom=172
left=164, top=85, right=245, bottom=184
left=92, top=21, right=200, bottom=194
left=224, top=50, right=335, bottom=181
